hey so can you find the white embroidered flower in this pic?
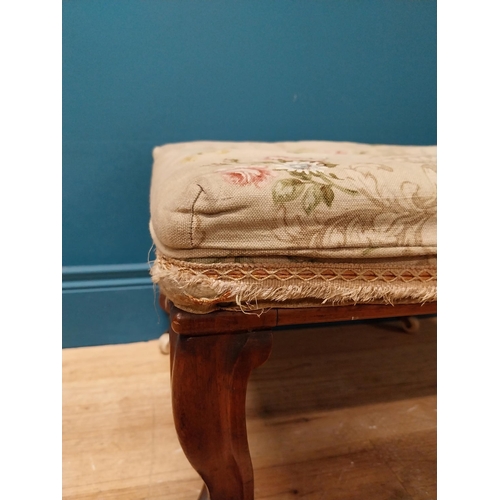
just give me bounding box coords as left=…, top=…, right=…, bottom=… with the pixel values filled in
left=273, top=161, right=327, bottom=173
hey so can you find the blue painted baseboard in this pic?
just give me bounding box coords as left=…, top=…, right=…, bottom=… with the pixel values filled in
left=62, top=263, right=169, bottom=348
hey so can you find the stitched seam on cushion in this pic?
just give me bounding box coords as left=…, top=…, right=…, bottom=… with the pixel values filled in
left=189, top=184, right=205, bottom=249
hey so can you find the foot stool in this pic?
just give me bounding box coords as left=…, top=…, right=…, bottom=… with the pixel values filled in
left=149, top=141, right=437, bottom=500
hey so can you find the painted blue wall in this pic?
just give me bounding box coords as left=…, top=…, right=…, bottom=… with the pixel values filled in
left=62, top=0, right=436, bottom=347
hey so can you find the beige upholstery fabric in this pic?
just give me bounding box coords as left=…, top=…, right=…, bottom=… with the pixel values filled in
left=149, top=141, right=436, bottom=313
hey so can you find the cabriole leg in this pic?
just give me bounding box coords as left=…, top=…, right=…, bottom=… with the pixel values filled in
left=169, top=329, right=273, bottom=500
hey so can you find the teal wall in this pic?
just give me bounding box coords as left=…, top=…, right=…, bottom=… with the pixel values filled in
left=62, top=0, right=437, bottom=347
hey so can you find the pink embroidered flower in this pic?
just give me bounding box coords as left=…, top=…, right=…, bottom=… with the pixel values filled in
left=218, top=166, right=275, bottom=187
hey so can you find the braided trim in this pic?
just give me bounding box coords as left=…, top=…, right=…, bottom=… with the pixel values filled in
left=153, top=255, right=436, bottom=284
left=150, top=254, right=437, bottom=314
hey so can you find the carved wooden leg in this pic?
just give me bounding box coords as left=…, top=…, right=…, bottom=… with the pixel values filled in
left=169, top=329, right=273, bottom=500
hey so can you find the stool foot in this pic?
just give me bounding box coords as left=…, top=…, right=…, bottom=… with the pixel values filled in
left=197, top=484, right=210, bottom=500
left=401, top=316, right=420, bottom=333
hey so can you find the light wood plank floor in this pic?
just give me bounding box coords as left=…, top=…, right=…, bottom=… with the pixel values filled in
left=63, top=316, right=436, bottom=500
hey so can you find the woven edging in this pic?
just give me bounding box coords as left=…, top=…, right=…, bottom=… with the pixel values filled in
left=150, top=254, right=437, bottom=313
left=152, top=255, right=436, bottom=284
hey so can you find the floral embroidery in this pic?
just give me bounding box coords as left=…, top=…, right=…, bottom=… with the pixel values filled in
left=217, top=166, right=275, bottom=187
left=216, top=157, right=358, bottom=214
left=151, top=141, right=436, bottom=259
left=274, top=160, right=327, bottom=173
left=271, top=160, right=358, bottom=215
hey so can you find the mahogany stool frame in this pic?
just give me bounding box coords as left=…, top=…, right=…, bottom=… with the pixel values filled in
left=161, top=296, right=437, bottom=500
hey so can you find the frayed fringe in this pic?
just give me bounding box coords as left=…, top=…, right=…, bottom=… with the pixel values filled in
left=150, top=257, right=437, bottom=314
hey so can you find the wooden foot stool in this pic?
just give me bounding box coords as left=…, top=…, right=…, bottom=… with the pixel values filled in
left=149, top=141, right=437, bottom=500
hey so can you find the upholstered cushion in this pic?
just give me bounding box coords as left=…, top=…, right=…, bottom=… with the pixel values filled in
left=149, top=141, right=436, bottom=313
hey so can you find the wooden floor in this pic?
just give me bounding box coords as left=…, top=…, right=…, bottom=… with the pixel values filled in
left=63, top=316, right=437, bottom=500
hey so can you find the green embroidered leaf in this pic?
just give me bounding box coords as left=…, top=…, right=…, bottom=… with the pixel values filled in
left=320, top=185, right=335, bottom=207
left=328, top=172, right=341, bottom=180
left=289, top=171, right=312, bottom=181
left=330, top=182, right=359, bottom=195
left=324, top=163, right=338, bottom=168
left=272, top=178, right=305, bottom=203
left=302, top=185, right=322, bottom=215
left=311, top=171, right=333, bottom=184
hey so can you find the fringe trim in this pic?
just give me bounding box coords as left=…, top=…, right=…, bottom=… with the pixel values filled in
left=151, top=255, right=437, bottom=314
